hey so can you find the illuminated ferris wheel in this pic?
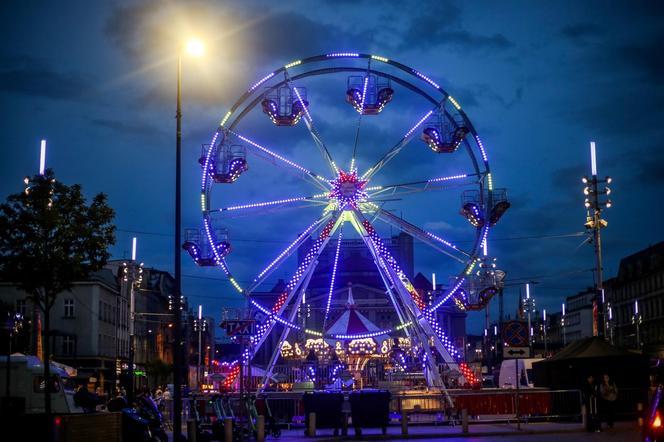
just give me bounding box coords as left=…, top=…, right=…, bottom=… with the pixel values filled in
left=186, top=52, right=510, bottom=390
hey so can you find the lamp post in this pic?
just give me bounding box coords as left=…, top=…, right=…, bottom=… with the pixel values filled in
left=123, top=237, right=143, bottom=403
left=173, top=37, right=205, bottom=442
left=632, top=299, right=642, bottom=350
left=523, top=284, right=535, bottom=354
left=542, top=309, right=548, bottom=355
left=582, top=141, right=612, bottom=338
left=193, top=305, right=208, bottom=389
left=561, top=303, right=566, bottom=346
left=607, top=303, right=614, bottom=345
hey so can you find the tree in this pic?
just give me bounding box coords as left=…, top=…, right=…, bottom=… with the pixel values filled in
left=0, top=169, right=115, bottom=429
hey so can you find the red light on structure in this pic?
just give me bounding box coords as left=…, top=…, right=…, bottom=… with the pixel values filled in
left=654, top=410, right=662, bottom=428
left=54, top=416, right=62, bottom=426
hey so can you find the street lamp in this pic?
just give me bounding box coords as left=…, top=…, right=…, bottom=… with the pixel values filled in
left=632, top=299, right=642, bottom=350
left=542, top=309, right=548, bottom=355
left=582, top=141, right=612, bottom=338
left=173, top=37, right=205, bottom=442
left=523, top=283, right=535, bottom=355
left=123, top=238, right=143, bottom=403
left=193, top=305, right=208, bottom=389
left=561, top=302, right=566, bottom=346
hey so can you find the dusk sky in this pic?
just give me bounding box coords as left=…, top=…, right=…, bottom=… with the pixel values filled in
left=1, top=1, right=663, bottom=333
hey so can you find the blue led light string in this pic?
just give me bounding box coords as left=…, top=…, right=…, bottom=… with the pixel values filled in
left=324, top=225, right=344, bottom=327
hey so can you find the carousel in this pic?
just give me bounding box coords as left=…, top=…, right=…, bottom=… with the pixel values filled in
left=272, top=286, right=434, bottom=391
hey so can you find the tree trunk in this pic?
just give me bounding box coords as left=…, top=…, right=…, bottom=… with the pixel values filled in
left=43, top=301, right=54, bottom=442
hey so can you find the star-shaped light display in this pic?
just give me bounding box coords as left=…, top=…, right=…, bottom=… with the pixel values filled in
left=328, top=169, right=368, bottom=208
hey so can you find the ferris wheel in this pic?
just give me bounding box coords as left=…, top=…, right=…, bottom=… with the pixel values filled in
left=187, top=52, right=510, bottom=390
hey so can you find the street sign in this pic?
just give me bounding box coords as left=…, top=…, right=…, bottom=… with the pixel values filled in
left=221, top=320, right=256, bottom=336
left=502, top=321, right=529, bottom=347
left=502, top=346, right=531, bottom=359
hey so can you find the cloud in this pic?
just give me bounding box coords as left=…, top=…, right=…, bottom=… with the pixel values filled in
left=0, top=54, right=92, bottom=100
left=617, top=32, right=664, bottom=85
left=561, top=23, right=602, bottom=46
left=400, top=1, right=512, bottom=53
left=90, top=118, right=160, bottom=137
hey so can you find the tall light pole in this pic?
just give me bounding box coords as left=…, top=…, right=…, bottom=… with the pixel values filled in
left=561, top=302, right=566, bottom=346
left=542, top=309, right=548, bottom=355
left=632, top=299, right=642, bottom=350
left=173, top=37, right=205, bottom=442
left=607, top=304, right=614, bottom=345
left=194, top=305, right=208, bottom=389
left=123, top=237, right=143, bottom=403
left=583, top=141, right=612, bottom=338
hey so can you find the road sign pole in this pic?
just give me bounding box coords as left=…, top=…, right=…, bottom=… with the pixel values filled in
left=515, top=359, right=520, bottom=430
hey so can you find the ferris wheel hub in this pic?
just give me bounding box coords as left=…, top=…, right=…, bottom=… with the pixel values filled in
left=328, top=169, right=368, bottom=207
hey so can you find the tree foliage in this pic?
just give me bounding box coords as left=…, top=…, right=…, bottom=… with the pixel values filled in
left=0, top=169, right=116, bottom=426
left=0, top=169, right=116, bottom=307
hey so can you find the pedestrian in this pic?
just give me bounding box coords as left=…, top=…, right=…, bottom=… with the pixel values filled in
left=600, top=373, right=618, bottom=429
left=582, top=374, right=600, bottom=432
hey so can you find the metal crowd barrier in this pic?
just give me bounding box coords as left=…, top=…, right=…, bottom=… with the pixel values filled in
left=160, top=387, right=648, bottom=428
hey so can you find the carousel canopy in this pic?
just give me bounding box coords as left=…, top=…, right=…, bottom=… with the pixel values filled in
left=325, top=285, right=390, bottom=344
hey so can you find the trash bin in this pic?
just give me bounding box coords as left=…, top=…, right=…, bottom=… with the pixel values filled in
left=302, top=391, right=344, bottom=436
left=349, top=389, right=391, bottom=436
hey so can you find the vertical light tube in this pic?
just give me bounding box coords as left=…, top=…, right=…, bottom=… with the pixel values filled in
left=562, top=303, right=566, bottom=316
left=39, top=140, right=46, bottom=175
left=634, top=299, right=639, bottom=315
left=432, top=272, right=436, bottom=290
left=543, top=309, right=547, bottom=322
left=494, top=325, right=498, bottom=336
left=525, top=283, right=530, bottom=299
left=131, top=237, right=137, bottom=261
left=590, top=141, right=597, bottom=176
left=482, top=239, right=488, bottom=257
left=198, top=304, right=203, bottom=320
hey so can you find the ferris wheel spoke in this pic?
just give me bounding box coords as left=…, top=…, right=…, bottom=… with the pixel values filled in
left=246, top=213, right=333, bottom=295
left=209, top=193, right=330, bottom=214
left=210, top=201, right=329, bottom=220
left=350, top=59, right=372, bottom=173
left=323, top=225, right=344, bottom=329
left=249, top=214, right=343, bottom=353
left=361, top=103, right=444, bottom=181
left=284, top=71, right=338, bottom=176
left=367, top=173, right=480, bottom=200
left=370, top=207, right=470, bottom=262
left=228, top=130, right=329, bottom=191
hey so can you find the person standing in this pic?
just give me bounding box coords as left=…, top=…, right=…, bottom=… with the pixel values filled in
left=600, top=374, right=618, bottom=429
left=582, top=374, right=600, bottom=432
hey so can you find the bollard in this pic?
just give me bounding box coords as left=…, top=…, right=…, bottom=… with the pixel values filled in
left=401, top=412, right=408, bottom=435
left=308, top=412, right=316, bottom=437
left=187, top=419, right=198, bottom=442
left=224, top=417, right=233, bottom=442
left=637, top=402, right=644, bottom=427
left=256, top=415, right=265, bottom=442
left=461, top=409, right=468, bottom=433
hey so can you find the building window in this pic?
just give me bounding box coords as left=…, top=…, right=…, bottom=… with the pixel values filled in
left=64, top=299, right=75, bottom=318
left=62, top=335, right=75, bottom=356
left=15, top=299, right=26, bottom=317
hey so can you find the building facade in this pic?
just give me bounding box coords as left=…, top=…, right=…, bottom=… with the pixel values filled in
left=0, top=268, right=129, bottom=392
left=604, top=241, right=664, bottom=356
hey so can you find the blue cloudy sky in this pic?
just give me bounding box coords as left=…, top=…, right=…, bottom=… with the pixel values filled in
left=1, top=0, right=663, bottom=333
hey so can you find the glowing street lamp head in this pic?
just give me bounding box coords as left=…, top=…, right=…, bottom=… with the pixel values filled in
left=186, top=38, right=205, bottom=57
